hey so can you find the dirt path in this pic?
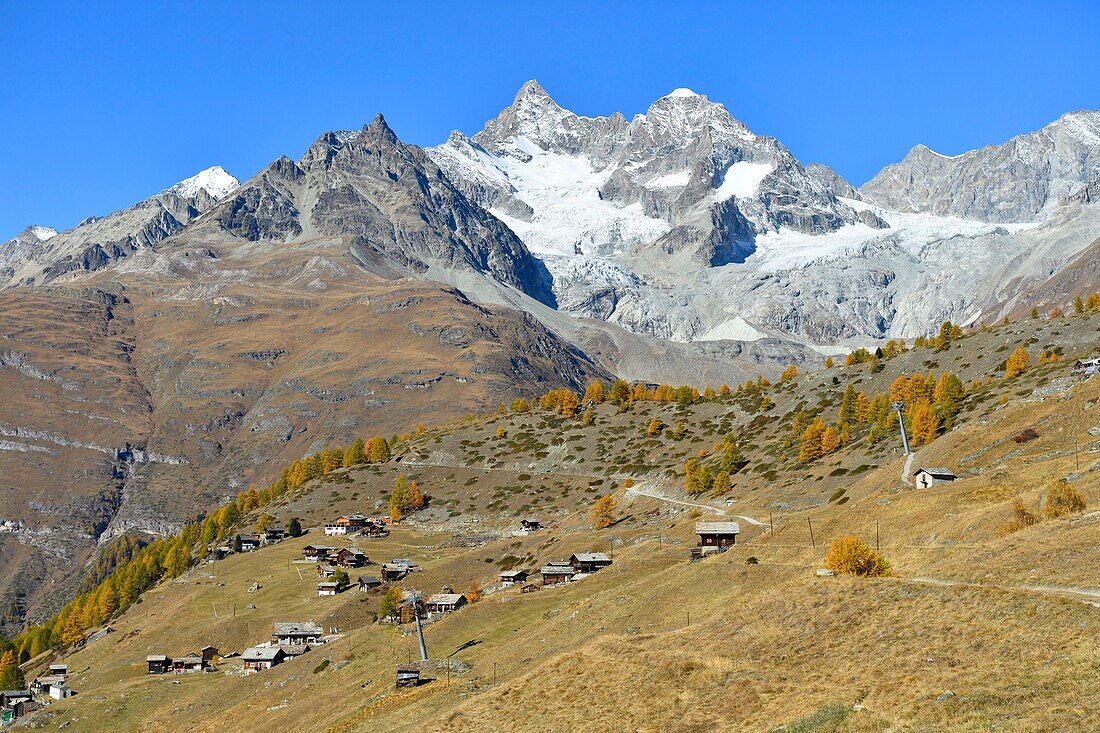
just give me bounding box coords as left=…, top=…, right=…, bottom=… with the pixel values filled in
left=907, top=575, right=1100, bottom=606
left=623, top=481, right=768, bottom=526
left=902, top=451, right=916, bottom=486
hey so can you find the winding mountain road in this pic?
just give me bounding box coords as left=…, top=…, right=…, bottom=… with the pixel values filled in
left=623, top=481, right=767, bottom=526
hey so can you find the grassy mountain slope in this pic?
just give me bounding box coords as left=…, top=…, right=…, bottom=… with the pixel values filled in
left=15, top=310, right=1100, bottom=732
left=0, top=265, right=608, bottom=632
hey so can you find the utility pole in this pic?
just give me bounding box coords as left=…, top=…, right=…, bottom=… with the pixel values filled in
left=892, top=401, right=911, bottom=454
left=412, top=591, right=428, bottom=661
left=807, top=519, right=815, bottom=549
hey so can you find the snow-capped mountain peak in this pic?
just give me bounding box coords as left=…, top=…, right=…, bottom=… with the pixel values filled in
left=167, top=166, right=239, bottom=200
left=27, top=225, right=57, bottom=241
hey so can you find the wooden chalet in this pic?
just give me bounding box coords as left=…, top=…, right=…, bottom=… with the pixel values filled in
left=146, top=655, right=171, bottom=675
left=380, top=562, right=408, bottom=582
left=695, top=521, right=741, bottom=548
left=913, top=467, right=957, bottom=489
left=0, top=690, right=37, bottom=723
left=331, top=548, right=368, bottom=568
left=500, top=569, right=529, bottom=586
left=425, top=593, right=467, bottom=615
left=395, top=664, right=421, bottom=688
left=170, top=654, right=204, bottom=673
left=48, top=664, right=67, bottom=677
left=242, top=647, right=286, bottom=674
left=540, top=561, right=576, bottom=586
left=263, top=526, right=287, bottom=543
left=361, top=521, right=389, bottom=538
left=317, top=581, right=340, bottom=596
left=236, top=534, right=262, bottom=552
left=302, top=544, right=335, bottom=561
left=357, top=575, right=382, bottom=591
left=200, top=646, right=219, bottom=664
left=29, top=675, right=65, bottom=695
left=272, top=621, right=324, bottom=646
left=324, top=514, right=369, bottom=535
left=569, top=552, right=612, bottom=573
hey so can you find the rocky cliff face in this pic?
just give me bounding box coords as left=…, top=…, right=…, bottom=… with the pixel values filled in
left=201, top=115, right=556, bottom=306
left=860, top=111, right=1100, bottom=222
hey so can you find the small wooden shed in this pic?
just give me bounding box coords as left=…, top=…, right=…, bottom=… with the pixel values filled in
left=396, top=664, right=421, bottom=688
left=695, top=521, right=741, bottom=547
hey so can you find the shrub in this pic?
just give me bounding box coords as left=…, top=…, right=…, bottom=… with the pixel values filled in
left=999, top=497, right=1040, bottom=535
left=1013, top=428, right=1039, bottom=443
left=823, top=536, right=891, bottom=577
left=1041, top=479, right=1086, bottom=519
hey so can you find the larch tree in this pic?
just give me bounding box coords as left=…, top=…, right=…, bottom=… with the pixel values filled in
left=838, top=385, right=858, bottom=426
left=820, top=425, right=841, bottom=456
left=344, top=438, right=366, bottom=467
left=909, top=401, right=939, bottom=445
left=367, top=436, right=391, bottom=463
left=1004, top=345, right=1030, bottom=378
left=591, top=495, right=617, bottom=529
left=799, top=418, right=827, bottom=463
left=582, top=380, right=606, bottom=404
left=711, top=471, right=732, bottom=496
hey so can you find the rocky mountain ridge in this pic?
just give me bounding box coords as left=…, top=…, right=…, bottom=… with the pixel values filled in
left=0, top=167, right=241, bottom=287
left=860, top=110, right=1100, bottom=221
left=430, top=84, right=1100, bottom=344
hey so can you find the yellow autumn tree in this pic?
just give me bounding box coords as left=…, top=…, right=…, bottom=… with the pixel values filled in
left=591, top=495, right=617, bottom=529
left=820, top=425, right=841, bottom=456
left=824, top=536, right=891, bottom=577
left=646, top=416, right=663, bottom=436
left=799, top=418, right=827, bottom=463
left=582, top=380, right=606, bottom=404
left=780, top=364, right=799, bottom=382
left=1004, top=345, right=1030, bottom=378
left=909, top=401, right=939, bottom=446
left=465, top=580, right=482, bottom=603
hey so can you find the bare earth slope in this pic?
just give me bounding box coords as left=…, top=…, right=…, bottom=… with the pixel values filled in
left=0, top=262, right=607, bottom=631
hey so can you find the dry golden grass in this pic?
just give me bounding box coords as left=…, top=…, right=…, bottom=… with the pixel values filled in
left=22, top=357, right=1100, bottom=733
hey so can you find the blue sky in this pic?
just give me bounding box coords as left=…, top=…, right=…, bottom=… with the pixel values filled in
left=2, top=1, right=1098, bottom=239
